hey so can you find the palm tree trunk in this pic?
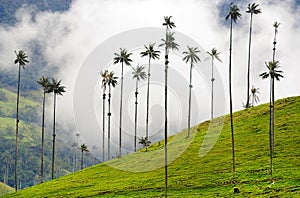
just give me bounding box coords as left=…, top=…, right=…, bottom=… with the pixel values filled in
left=164, top=27, right=169, bottom=198
left=41, top=91, right=46, bottom=183
left=14, top=64, right=21, bottom=191
left=51, top=93, right=57, bottom=179
left=229, top=18, right=235, bottom=176
left=108, top=86, right=111, bottom=160
left=146, top=57, right=151, bottom=152
left=246, top=14, right=253, bottom=108
left=119, top=62, right=124, bottom=157
left=134, top=80, right=138, bottom=152
left=272, top=30, right=277, bottom=153
left=211, top=57, right=214, bottom=120
left=269, top=78, right=273, bottom=182
left=81, top=150, right=83, bottom=170
left=187, top=62, right=193, bottom=137
left=102, top=92, right=106, bottom=162
left=252, top=93, right=254, bottom=107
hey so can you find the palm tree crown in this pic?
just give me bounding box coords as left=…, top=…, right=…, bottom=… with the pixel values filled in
left=159, top=32, right=179, bottom=51
left=14, top=50, right=29, bottom=68
left=37, top=76, right=50, bottom=92
left=101, top=70, right=109, bottom=89
left=250, top=86, right=260, bottom=105
left=107, top=71, right=118, bottom=87
left=183, top=46, right=201, bottom=64
left=207, top=48, right=222, bottom=63
left=163, top=16, right=176, bottom=29
left=226, top=3, right=242, bottom=22
left=140, top=43, right=160, bottom=60
left=132, top=64, right=147, bottom=81
left=246, top=3, right=261, bottom=15
left=113, top=48, right=132, bottom=66
left=260, top=61, right=284, bottom=81
left=48, top=78, right=66, bottom=95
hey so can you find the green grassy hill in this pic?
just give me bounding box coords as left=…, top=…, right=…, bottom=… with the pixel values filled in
left=3, top=96, right=300, bottom=197
left=0, top=182, right=14, bottom=196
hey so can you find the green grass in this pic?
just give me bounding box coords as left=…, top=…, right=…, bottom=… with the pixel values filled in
left=0, top=183, right=14, bottom=196
left=3, top=96, right=300, bottom=197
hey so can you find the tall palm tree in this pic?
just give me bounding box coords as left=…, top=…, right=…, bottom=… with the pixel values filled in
left=245, top=3, right=261, bottom=108
left=48, top=78, right=66, bottom=179
left=14, top=50, right=29, bottom=191
left=207, top=48, right=222, bottom=119
left=132, top=64, right=147, bottom=152
left=161, top=16, right=177, bottom=198
left=113, top=48, right=132, bottom=157
left=259, top=60, right=283, bottom=182
left=106, top=71, right=118, bottom=160
left=250, top=86, right=260, bottom=107
left=37, top=76, right=50, bottom=183
left=79, top=144, right=89, bottom=169
left=140, top=43, right=160, bottom=150
left=271, top=21, right=280, bottom=152
left=183, top=46, right=201, bottom=138
left=100, top=70, right=109, bottom=162
left=226, top=3, right=241, bottom=176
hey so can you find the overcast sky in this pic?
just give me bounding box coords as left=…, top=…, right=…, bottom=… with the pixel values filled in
left=0, top=0, right=299, bottom=159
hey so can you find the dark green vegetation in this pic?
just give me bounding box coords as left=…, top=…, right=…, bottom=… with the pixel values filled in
left=0, top=88, right=98, bottom=189
left=4, top=96, right=299, bottom=197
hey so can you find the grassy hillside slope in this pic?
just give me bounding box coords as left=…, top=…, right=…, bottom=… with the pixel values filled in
left=4, top=96, right=300, bottom=197
left=0, top=183, right=14, bottom=196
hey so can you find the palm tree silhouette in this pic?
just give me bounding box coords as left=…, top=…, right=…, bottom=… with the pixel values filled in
left=245, top=3, right=261, bottom=108
left=207, top=48, right=222, bottom=119
left=161, top=16, right=177, bottom=198
left=140, top=43, right=160, bottom=150
left=14, top=50, right=29, bottom=191
left=48, top=78, right=66, bottom=179
left=79, top=144, right=89, bottom=170
left=260, top=60, right=283, bottom=182
left=37, top=76, right=50, bottom=183
left=250, top=86, right=260, bottom=107
left=106, top=71, right=118, bottom=160
left=132, top=64, right=147, bottom=151
left=138, top=137, right=151, bottom=150
left=183, top=46, right=201, bottom=138
left=226, top=3, right=241, bottom=176
left=100, top=70, right=109, bottom=162
left=113, top=48, right=132, bottom=157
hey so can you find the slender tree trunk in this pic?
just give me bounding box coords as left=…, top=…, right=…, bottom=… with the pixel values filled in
left=102, top=92, right=106, bottom=162
left=145, top=57, right=151, bottom=152
left=41, top=91, right=46, bottom=183
left=14, top=64, right=21, bottom=191
left=119, top=62, right=124, bottom=157
left=51, top=93, right=57, bottom=179
left=252, top=93, right=254, bottom=107
left=211, top=57, right=214, bottom=120
left=246, top=14, right=253, bottom=108
left=272, top=30, right=277, bottom=153
left=229, top=18, right=235, bottom=176
left=187, top=62, right=193, bottom=137
left=81, top=150, right=83, bottom=170
left=164, top=27, right=169, bottom=198
left=107, top=86, right=111, bottom=160
left=269, top=78, right=273, bottom=182
left=134, top=80, right=138, bottom=152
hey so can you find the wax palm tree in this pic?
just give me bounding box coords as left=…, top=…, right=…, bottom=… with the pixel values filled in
left=272, top=22, right=280, bottom=62
left=245, top=3, right=261, bottom=108
left=37, top=76, right=50, bottom=183
left=113, top=48, right=132, bottom=157
left=106, top=71, right=118, bottom=160
left=132, top=64, right=147, bottom=152
left=260, top=60, right=283, bottom=182
left=48, top=78, right=66, bottom=179
left=207, top=48, right=222, bottom=119
left=140, top=43, right=160, bottom=149
left=183, top=46, right=201, bottom=138
left=138, top=137, right=151, bottom=149
left=250, top=86, right=260, bottom=107
left=14, top=50, right=29, bottom=191
left=161, top=15, right=177, bottom=198
left=79, top=144, right=89, bottom=169
left=226, top=3, right=241, bottom=176
left=100, top=70, right=109, bottom=162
